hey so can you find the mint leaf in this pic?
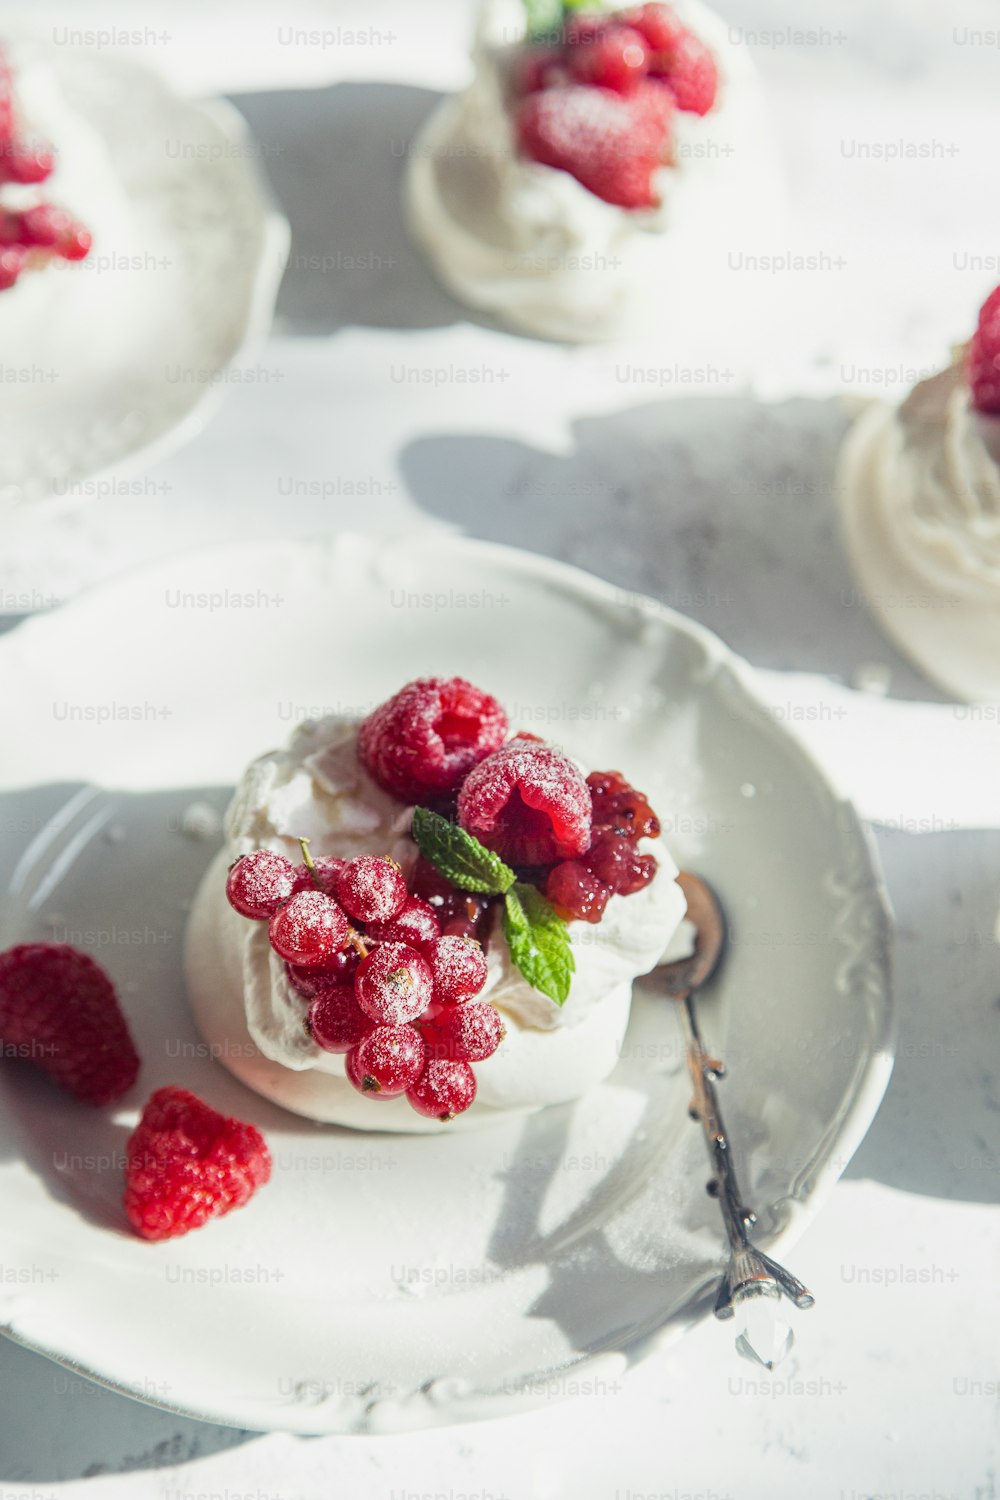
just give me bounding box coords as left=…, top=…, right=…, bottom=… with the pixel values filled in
left=522, top=0, right=562, bottom=38
left=411, top=807, right=515, bottom=895
left=503, top=882, right=575, bottom=1007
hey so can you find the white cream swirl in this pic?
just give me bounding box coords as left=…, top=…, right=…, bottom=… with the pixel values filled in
left=838, top=357, right=1000, bottom=702
left=184, top=717, right=689, bottom=1133
left=404, top=0, right=783, bottom=342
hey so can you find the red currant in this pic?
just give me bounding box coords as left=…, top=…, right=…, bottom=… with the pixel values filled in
left=366, top=896, right=441, bottom=949
left=347, top=1024, right=426, bottom=1096
left=336, top=855, right=409, bottom=925
left=268, top=890, right=349, bottom=966
left=568, top=24, right=650, bottom=93
left=308, top=985, right=370, bottom=1052
left=226, top=849, right=298, bottom=919
left=425, top=935, right=488, bottom=1004
left=420, top=1001, right=505, bottom=1063
left=406, top=1059, right=477, bottom=1120
left=355, top=942, right=433, bottom=1025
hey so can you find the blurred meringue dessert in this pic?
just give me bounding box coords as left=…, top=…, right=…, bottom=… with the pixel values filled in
left=838, top=285, right=1000, bottom=702
left=405, top=0, right=783, bottom=342
left=185, top=677, right=690, bottom=1133
left=0, top=40, right=140, bottom=380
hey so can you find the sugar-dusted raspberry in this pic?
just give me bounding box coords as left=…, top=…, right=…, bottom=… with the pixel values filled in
left=226, top=849, right=299, bottom=919
left=335, top=855, right=409, bottom=925
left=425, top=935, right=488, bottom=1003
left=355, top=942, right=433, bottom=1024
left=968, top=285, right=1000, bottom=414
left=366, top=895, right=442, bottom=949
left=0, top=943, right=139, bottom=1105
left=546, top=860, right=611, bottom=923
left=358, top=677, right=508, bottom=802
left=406, top=1059, right=477, bottom=1120
left=124, top=1087, right=270, bottom=1242
left=624, top=3, right=686, bottom=52
left=515, top=83, right=668, bottom=210
left=347, top=1023, right=426, bottom=1097
left=457, top=737, right=592, bottom=865
left=268, top=890, right=349, bottom=966
left=568, top=23, right=650, bottom=94
left=308, top=984, right=370, bottom=1052
left=653, top=27, right=718, bottom=114
left=420, top=1001, right=505, bottom=1063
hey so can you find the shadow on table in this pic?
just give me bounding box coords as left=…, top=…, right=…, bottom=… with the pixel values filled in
left=399, top=392, right=952, bottom=702
left=229, top=79, right=511, bottom=338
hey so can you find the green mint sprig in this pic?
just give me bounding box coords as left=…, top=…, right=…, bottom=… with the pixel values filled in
left=411, top=807, right=575, bottom=1006
left=521, top=0, right=599, bottom=42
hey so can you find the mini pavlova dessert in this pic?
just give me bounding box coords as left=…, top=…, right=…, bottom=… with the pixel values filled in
left=405, top=0, right=783, bottom=342
left=185, top=678, right=689, bottom=1132
left=838, top=285, right=1000, bottom=702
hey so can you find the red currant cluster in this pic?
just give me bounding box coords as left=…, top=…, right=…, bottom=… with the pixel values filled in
left=513, top=4, right=719, bottom=210
left=545, top=771, right=660, bottom=923
left=225, top=848, right=504, bottom=1121
left=0, top=46, right=91, bottom=291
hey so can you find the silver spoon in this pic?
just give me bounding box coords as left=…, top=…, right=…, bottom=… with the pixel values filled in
left=657, top=871, right=814, bottom=1369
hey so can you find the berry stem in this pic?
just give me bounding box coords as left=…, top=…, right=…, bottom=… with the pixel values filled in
left=298, top=837, right=319, bottom=883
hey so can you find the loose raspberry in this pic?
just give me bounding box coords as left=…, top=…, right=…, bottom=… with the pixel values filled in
left=457, top=738, right=592, bottom=865
left=335, top=855, right=409, bottom=925
left=123, top=1087, right=270, bottom=1242
left=308, top=984, right=370, bottom=1052
left=652, top=27, right=718, bottom=114
left=226, top=849, right=299, bottom=919
left=358, top=677, right=508, bottom=802
left=366, top=895, right=442, bottom=948
left=515, top=84, right=668, bottom=209
left=425, top=935, right=488, bottom=1003
left=347, top=1023, right=426, bottom=1096
left=568, top=23, right=650, bottom=94
left=406, top=1059, right=477, bottom=1120
left=268, top=890, right=349, bottom=967
left=546, top=861, right=611, bottom=923
left=624, top=3, right=686, bottom=51
left=420, top=1001, right=505, bottom=1063
left=355, top=942, right=433, bottom=1024
left=968, top=285, right=1000, bottom=414
left=0, top=944, right=139, bottom=1106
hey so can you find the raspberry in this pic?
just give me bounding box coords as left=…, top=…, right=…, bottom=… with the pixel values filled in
left=286, top=947, right=359, bottom=998
left=268, top=890, right=349, bottom=966
left=425, top=935, right=488, bottom=1003
left=347, top=1023, right=426, bottom=1096
left=568, top=24, right=650, bottom=94
left=652, top=27, right=718, bottom=114
left=420, top=1001, right=505, bottom=1063
left=406, top=1059, right=477, bottom=1121
left=968, top=285, right=1000, bottom=414
left=515, top=84, right=668, bottom=210
left=308, top=984, right=371, bottom=1052
left=588, top=770, right=660, bottom=838
left=358, top=677, right=508, bottom=802
left=546, top=860, right=611, bottom=923
left=366, top=895, right=441, bottom=948
left=355, top=942, right=433, bottom=1024
left=123, top=1087, right=270, bottom=1242
left=625, top=3, right=686, bottom=51
left=335, top=855, right=409, bottom=925
left=226, top=849, right=299, bottom=919
left=0, top=944, right=139, bottom=1106
left=457, top=738, right=592, bottom=865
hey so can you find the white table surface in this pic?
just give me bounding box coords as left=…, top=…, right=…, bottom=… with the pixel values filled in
left=1, top=0, right=999, bottom=1494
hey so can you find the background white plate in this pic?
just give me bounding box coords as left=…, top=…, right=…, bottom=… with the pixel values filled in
left=0, top=43, right=288, bottom=510
left=0, top=534, right=893, bottom=1434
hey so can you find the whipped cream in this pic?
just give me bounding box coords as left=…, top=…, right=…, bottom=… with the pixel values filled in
left=0, top=45, right=147, bottom=391
left=184, top=717, right=689, bottom=1133
left=404, top=0, right=784, bottom=342
left=838, top=357, right=1000, bottom=702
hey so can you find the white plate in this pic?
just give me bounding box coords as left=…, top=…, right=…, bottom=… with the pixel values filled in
left=0, top=43, right=288, bottom=510
left=0, top=534, right=894, bottom=1434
